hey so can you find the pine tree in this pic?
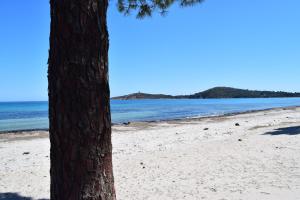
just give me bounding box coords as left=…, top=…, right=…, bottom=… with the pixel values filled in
left=48, top=0, right=202, bottom=199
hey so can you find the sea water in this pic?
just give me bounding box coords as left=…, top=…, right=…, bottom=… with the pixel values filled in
left=1, top=98, right=300, bottom=132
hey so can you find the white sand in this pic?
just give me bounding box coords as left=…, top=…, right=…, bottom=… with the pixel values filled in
left=1, top=107, right=300, bottom=200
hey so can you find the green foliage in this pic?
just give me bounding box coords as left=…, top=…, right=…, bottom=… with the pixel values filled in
left=112, top=87, right=300, bottom=99
left=189, top=87, right=300, bottom=99
left=117, top=0, right=204, bottom=18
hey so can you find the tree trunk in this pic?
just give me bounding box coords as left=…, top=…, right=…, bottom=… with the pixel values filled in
left=48, top=0, right=116, bottom=199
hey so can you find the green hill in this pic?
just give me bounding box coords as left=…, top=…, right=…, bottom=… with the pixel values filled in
left=188, top=87, right=300, bottom=98
left=112, top=87, right=300, bottom=100
left=111, top=92, right=174, bottom=100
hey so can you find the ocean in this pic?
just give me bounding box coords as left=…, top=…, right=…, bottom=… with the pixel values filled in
left=0, top=98, right=300, bottom=132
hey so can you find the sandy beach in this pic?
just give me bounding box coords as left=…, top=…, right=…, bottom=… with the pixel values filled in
left=0, top=107, right=300, bottom=200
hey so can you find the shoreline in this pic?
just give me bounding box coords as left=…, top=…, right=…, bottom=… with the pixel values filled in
left=1, top=105, right=299, bottom=135
left=0, top=106, right=300, bottom=199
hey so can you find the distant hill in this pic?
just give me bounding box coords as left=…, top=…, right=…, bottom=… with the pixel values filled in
left=188, top=87, right=300, bottom=99
left=111, top=92, right=174, bottom=100
left=112, top=87, right=300, bottom=100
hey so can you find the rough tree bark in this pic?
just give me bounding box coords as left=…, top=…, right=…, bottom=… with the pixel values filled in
left=48, top=0, right=116, bottom=199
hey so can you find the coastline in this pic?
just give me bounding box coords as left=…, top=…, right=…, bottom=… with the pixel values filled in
left=1, top=105, right=299, bottom=136
left=1, top=106, right=300, bottom=199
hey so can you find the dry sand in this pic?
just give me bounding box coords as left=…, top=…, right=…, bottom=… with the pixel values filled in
left=1, top=107, right=300, bottom=200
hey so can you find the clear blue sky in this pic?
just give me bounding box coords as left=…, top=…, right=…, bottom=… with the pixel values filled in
left=0, top=0, right=299, bottom=101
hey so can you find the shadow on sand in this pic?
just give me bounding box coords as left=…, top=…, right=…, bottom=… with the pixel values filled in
left=263, top=126, right=300, bottom=136
left=0, top=193, right=48, bottom=200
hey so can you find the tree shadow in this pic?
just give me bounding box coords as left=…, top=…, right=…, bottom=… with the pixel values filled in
left=263, top=126, right=300, bottom=136
left=0, top=193, right=48, bottom=200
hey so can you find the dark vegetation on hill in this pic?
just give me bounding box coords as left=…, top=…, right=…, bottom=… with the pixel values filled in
left=188, top=87, right=300, bottom=98
left=111, top=92, right=174, bottom=100
left=112, top=87, right=300, bottom=100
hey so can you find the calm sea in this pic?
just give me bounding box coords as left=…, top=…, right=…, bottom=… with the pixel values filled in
left=0, top=98, right=300, bottom=132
